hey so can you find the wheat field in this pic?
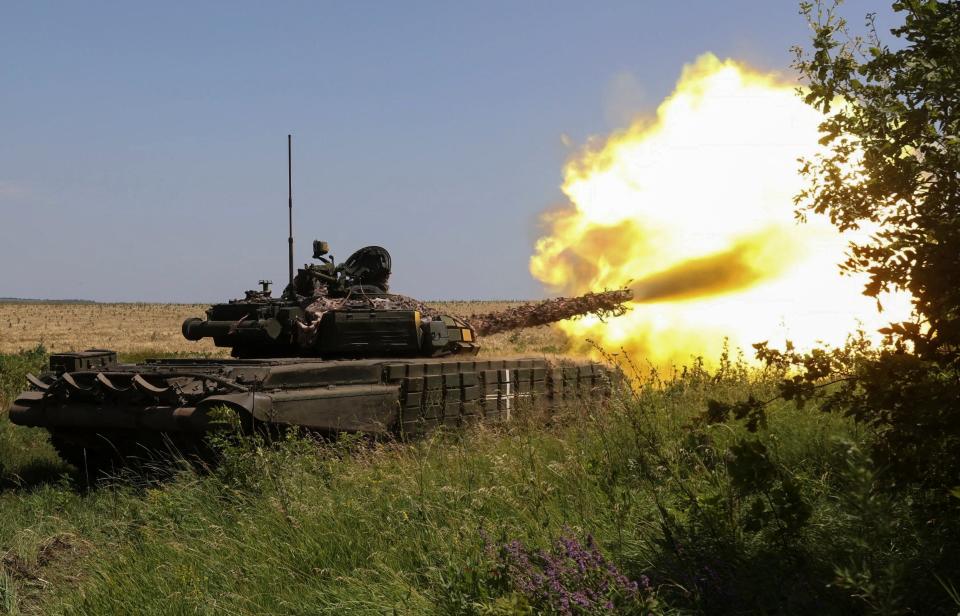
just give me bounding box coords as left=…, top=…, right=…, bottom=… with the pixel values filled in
left=0, top=301, right=572, bottom=357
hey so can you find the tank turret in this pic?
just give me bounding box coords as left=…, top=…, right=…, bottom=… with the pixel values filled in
left=181, top=243, right=479, bottom=359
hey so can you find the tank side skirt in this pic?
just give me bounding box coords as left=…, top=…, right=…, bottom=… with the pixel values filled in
left=385, top=357, right=615, bottom=436
left=9, top=357, right=618, bottom=440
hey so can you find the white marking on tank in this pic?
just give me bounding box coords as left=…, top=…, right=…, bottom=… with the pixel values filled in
left=503, top=369, right=512, bottom=421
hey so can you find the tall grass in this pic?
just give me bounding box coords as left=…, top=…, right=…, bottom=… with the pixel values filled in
left=0, top=347, right=956, bottom=614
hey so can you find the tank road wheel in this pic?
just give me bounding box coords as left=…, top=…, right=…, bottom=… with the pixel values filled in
left=49, top=431, right=213, bottom=481
left=48, top=432, right=121, bottom=480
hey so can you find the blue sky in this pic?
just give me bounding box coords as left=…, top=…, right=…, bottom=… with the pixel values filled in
left=0, top=1, right=897, bottom=302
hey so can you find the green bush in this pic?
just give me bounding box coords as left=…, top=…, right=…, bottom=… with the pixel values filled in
left=0, top=346, right=69, bottom=487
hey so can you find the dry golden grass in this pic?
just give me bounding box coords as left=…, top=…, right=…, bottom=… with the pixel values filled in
left=0, top=301, right=574, bottom=357
left=0, top=303, right=222, bottom=356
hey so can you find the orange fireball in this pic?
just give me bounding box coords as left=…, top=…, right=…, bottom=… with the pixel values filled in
left=531, top=54, right=911, bottom=367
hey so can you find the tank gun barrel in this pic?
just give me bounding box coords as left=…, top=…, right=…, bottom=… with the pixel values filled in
left=467, top=288, right=633, bottom=336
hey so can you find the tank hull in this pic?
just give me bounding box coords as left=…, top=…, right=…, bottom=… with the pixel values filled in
left=10, top=355, right=616, bottom=450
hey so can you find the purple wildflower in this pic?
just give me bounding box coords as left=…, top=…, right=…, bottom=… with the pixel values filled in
left=482, top=528, right=653, bottom=614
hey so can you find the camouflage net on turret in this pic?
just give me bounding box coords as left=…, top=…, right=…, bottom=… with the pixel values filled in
left=302, top=293, right=438, bottom=320
left=466, top=288, right=633, bottom=336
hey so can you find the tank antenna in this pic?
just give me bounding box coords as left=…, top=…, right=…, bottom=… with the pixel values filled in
left=287, top=134, right=294, bottom=286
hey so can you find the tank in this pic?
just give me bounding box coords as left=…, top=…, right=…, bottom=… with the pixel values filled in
left=8, top=241, right=631, bottom=467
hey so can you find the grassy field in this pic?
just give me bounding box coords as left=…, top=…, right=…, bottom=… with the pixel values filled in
left=0, top=303, right=957, bottom=614
left=0, top=301, right=570, bottom=358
